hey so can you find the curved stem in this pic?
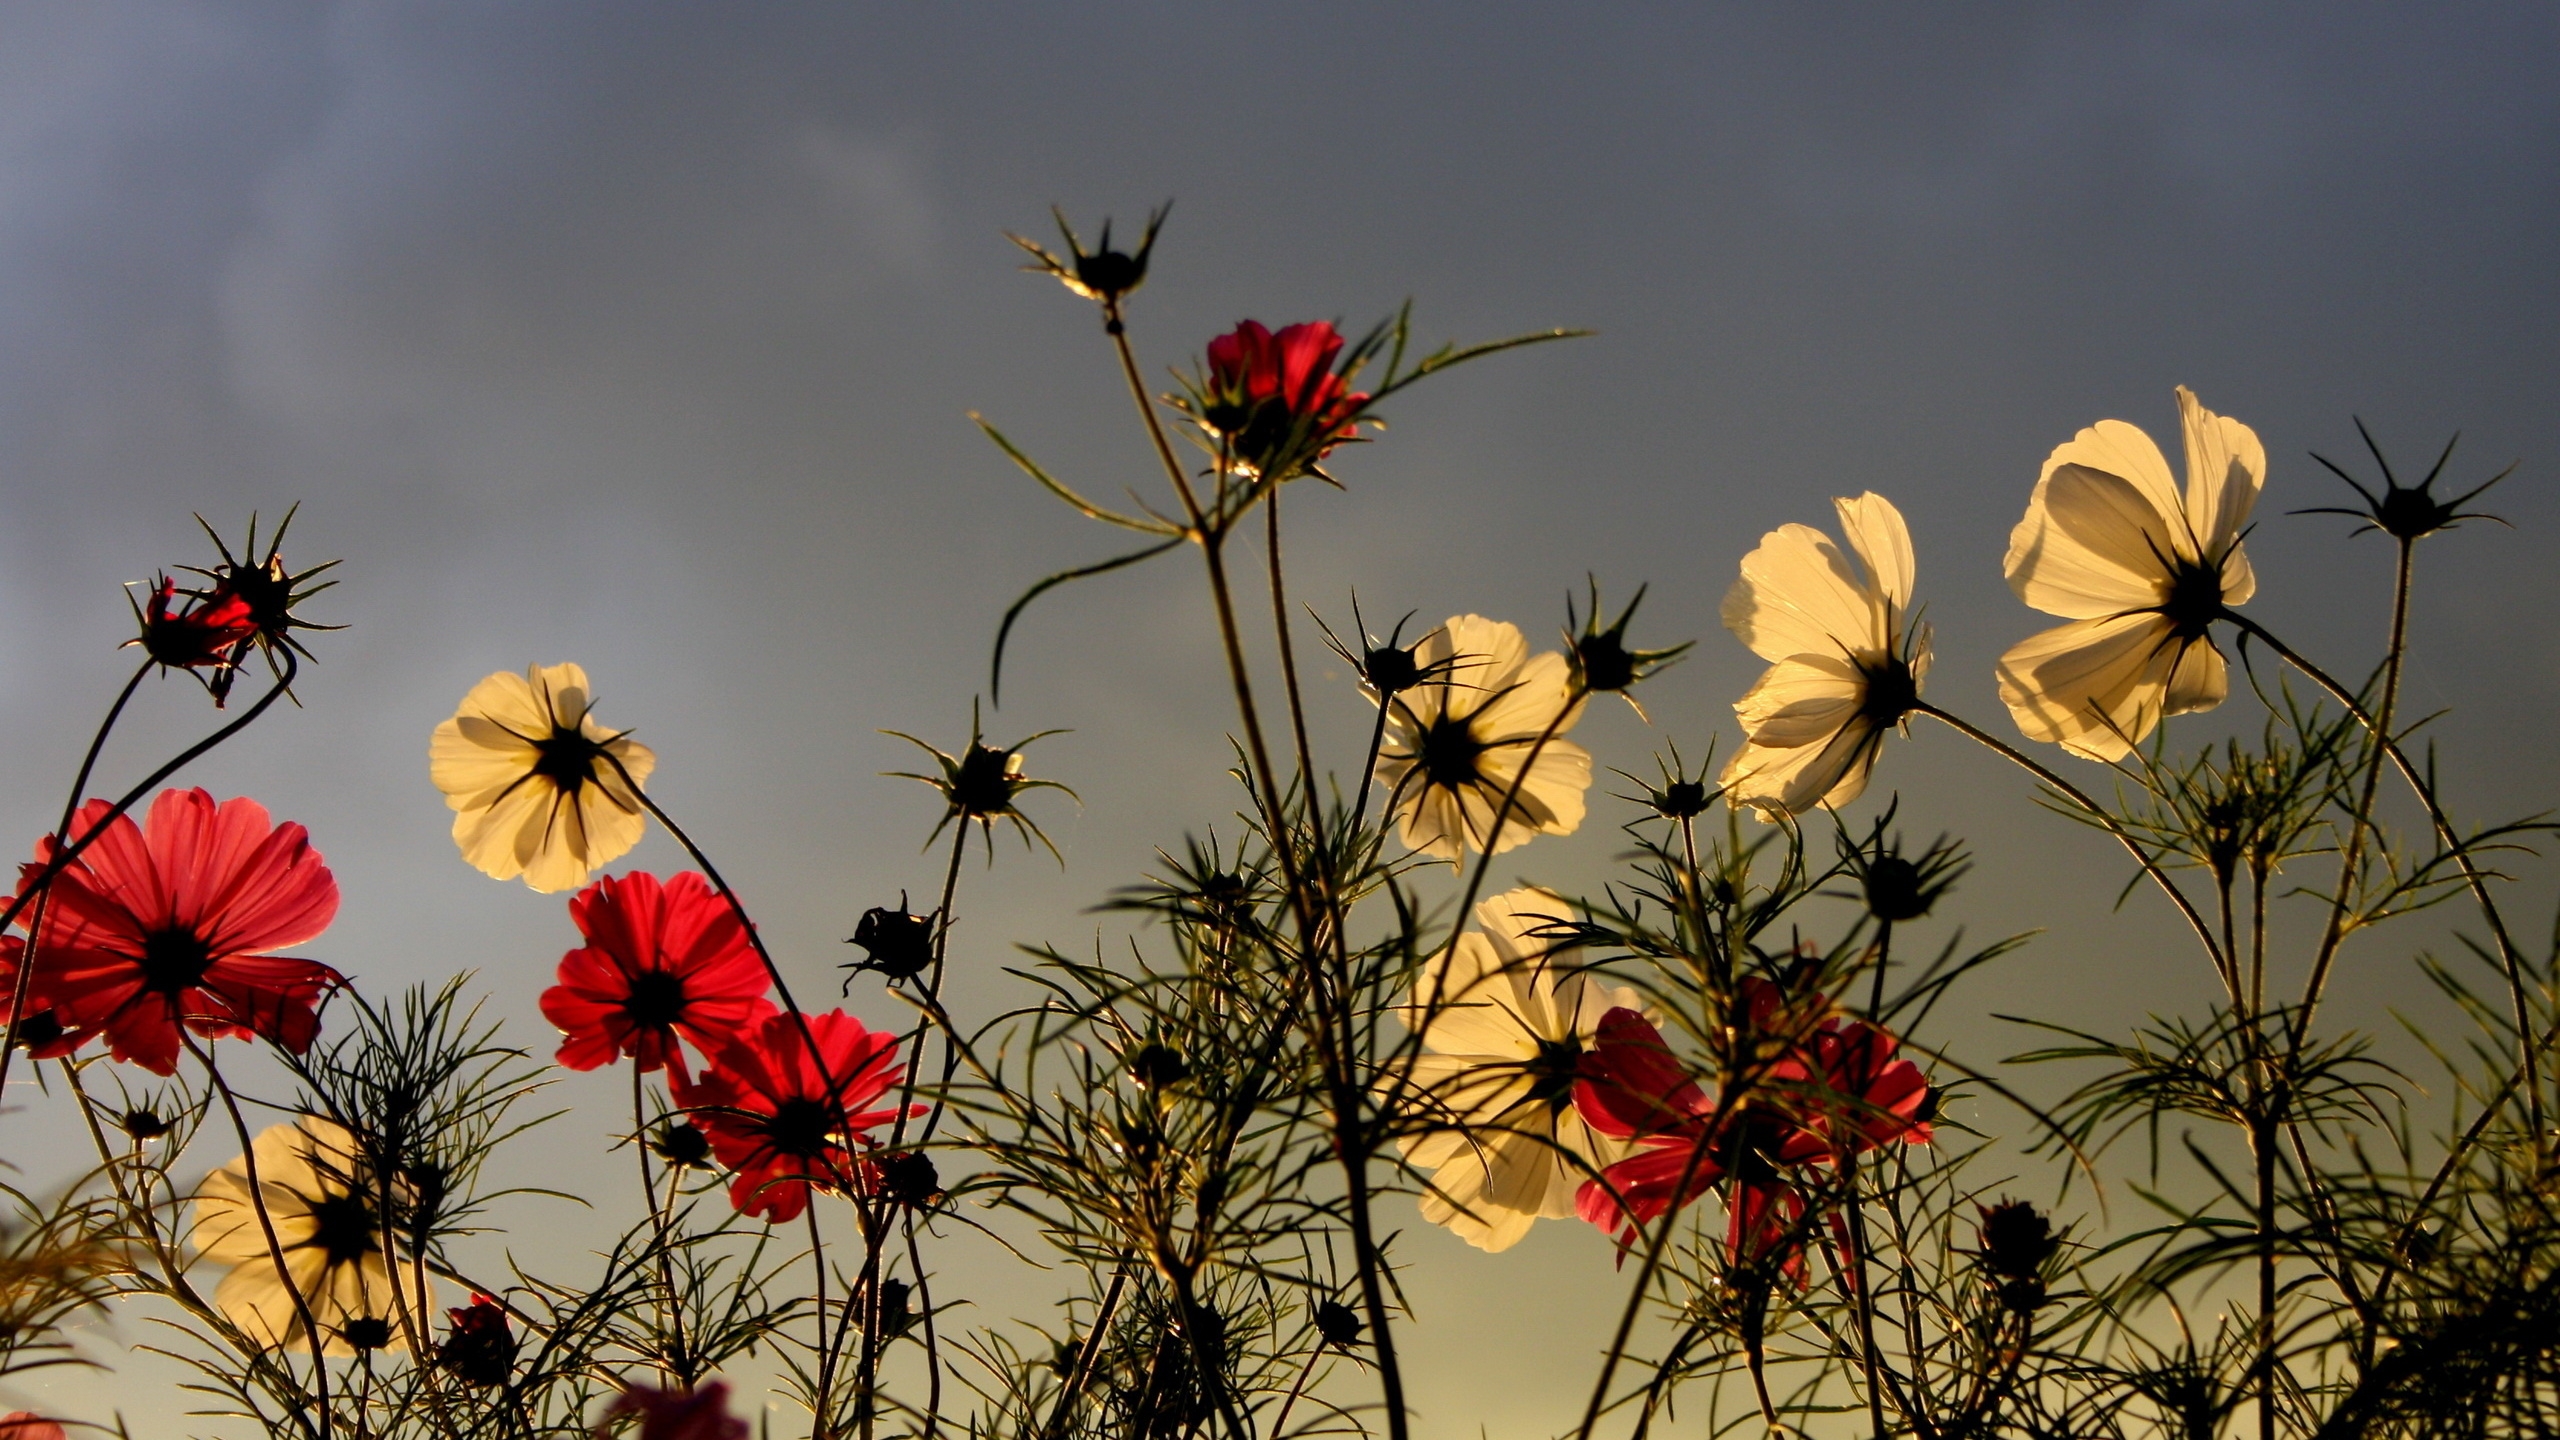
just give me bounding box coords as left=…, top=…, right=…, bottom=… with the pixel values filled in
left=1572, top=1088, right=1743, bottom=1440
left=2299, top=540, right=2412, bottom=1023
left=1915, top=702, right=2233, bottom=995
left=2221, top=610, right=2542, bottom=1130
left=191, top=1034, right=335, bottom=1439
left=1042, top=1263, right=1131, bottom=1439
left=634, top=1062, right=690, bottom=1380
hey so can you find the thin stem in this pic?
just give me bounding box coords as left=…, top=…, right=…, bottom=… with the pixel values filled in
left=1269, top=1342, right=1327, bottom=1439
left=1042, top=1263, right=1131, bottom=1439
left=634, top=1062, right=690, bottom=1379
left=809, top=1205, right=837, bottom=1440
left=1916, top=703, right=2233, bottom=995
left=2295, top=541, right=2413, bottom=1021
left=192, top=1034, right=335, bottom=1439
left=1265, top=485, right=1320, bottom=815
left=2221, top=610, right=2543, bottom=1131
left=906, top=1214, right=944, bottom=1440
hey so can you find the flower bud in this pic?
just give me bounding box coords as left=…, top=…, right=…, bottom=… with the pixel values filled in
left=120, top=1108, right=171, bottom=1142
left=878, top=1151, right=943, bottom=1208
left=652, top=1120, right=715, bottom=1170
left=1314, top=1299, right=1363, bottom=1349
left=1127, top=1042, right=1190, bottom=1093
left=1977, top=1199, right=2060, bottom=1299
left=847, top=899, right=935, bottom=983
left=439, top=1294, right=517, bottom=1386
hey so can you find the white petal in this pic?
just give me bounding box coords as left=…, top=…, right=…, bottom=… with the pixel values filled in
left=1996, top=612, right=2183, bottom=760
left=2161, top=634, right=2229, bottom=717
left=1833, top=492, right=1915, bottom=616
left=2177, top=386, right=2265, bottom=560
left=1723, top=523, right=1878, bottom=664
left=1731, top=653, right=1866, bottom=741
left=2006, top=461, right=2180, bottom=619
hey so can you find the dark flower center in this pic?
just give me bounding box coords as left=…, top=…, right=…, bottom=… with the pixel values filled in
left=952, top=744, right=1017, bottom=816
left=531, top=727, right=605, bottom=792
left=138, top=927, right=216, bottom=994
left=2160, top=559, right=2225, bottom=640
left=1075, top=249, right=1143, bottom=299
left=1575, top=634, right=1638, bottom=693
left=652, top=1121, right=714, bottom=1169
left=1524, top=1035, right=1585, bottom=1110
left=306, top=1192, right=380, bottom=1266
left=1857, top=656, right=1920, bottom=727
left=1654, top=780, right=1710, bottom=821
left=621, top=969, right=687, bottom=1029
left=759, top=1097, right=841, bottom=1160
left=1417, top=712, right=1488, bottom=789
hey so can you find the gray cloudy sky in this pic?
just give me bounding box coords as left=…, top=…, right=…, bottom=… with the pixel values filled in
left=3, top=4, right=2556, bottom=1434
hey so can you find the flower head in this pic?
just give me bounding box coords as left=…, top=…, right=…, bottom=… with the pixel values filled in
left=182, top=507, right=343, bottom=705
left=843, top=895, right=935, bottom=985
left=1720, top=492, right=1929, bottom=818
left=671, top=1009, right=913, bottom=1222
left=1998, top=387, right=2263, bottom=760
left=1009, top=204, right=1168, bottom=311
left=430, top=663, right=656, bottom=893
left=126, top=575, right=259, bottom=696
left=439, top=1294, right=517, bottom=1386
left=886, top=706, right=1074, bottom=865
left=1397, top=888, right=1643, bottom=1251
left=0, top=1414, right=66, bottom=1440
left=189, top=1116, right=421, bottom=1354
left=2298, top=421, right=2512, bottom=544
left=597, top=1380, right=750, bottom=1440
left=540, top=871, right=774, bottom=1080
left=1567, top=581, right=1691, bottom=714
left=1373, top=615, right=1591, bottom=860
left=20, top=789, right=342, bottom=1075
left=1191, top=320, right=1371, bottom=481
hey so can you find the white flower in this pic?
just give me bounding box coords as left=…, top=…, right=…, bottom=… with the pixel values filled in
left=1719, top=492, right=1929, bottom=818
left=429, top=662, right=656, bottom=893
left=190, top=1117, right=422, bottom=1354
left=1373, top=616, right=1591, bottom=860
left=1997, top=387, right=2264, bottom=761
left=1398, top=888, right=1642, bottom=1252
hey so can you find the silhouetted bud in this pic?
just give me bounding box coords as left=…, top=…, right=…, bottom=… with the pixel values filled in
left=878, top=1151, right=943, bottom=1209
left=847, top=898, right=935, bottom=983
left=1364, top=642, right=1422, bottom=697
left=1128, top=1043, right=1189, bottom=1093
left=1314, top=1300, right=1363, bottom=1349
left=120, top=1108, right=170, bottom=1142
left=652, top=1121, right=715, bottom=1170
left=1653, top=779, right=1711, bottom=821
left=1978, top=1199, right=2059, bottom=1283
left=1567, top=581, right=1691, bottom=711
left=870, top=1279, right=915, bottom=1339
left=341, top=1316, right=395, bottom=1353
left=1863, top=856, right=1928, bottom=922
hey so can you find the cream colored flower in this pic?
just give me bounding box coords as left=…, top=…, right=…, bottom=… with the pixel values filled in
left=1373, top=616, right=1590, bottom=860
left=1398, top=888, right=1642, bottom=1251
left=429, top=663, right=655, bottom=893
left=189, top=1117, right=421, bottom=1354
left=1997, top=387, right=2264, bottom=761
left=1719, top=493, right=1929, bottom=818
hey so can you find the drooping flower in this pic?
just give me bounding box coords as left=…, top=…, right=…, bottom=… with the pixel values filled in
left=596, top=1379, right=750, bottom=1440
left=1719, top=493, right=1929, bottom=818
left=540, top=871, right=773, bottom=1080
left=189, top=1116, right=420, bottom=1354
left=429, top=663, right=656, bottom=893
left=1998, top=387, right=2264, bottom=760
left=182, top=508, right=343, bottom=706
left=1397, top=888, right=1643, bottom=1252
left=126, top=574, right=259, bottom=688
left=1374, top=615, right=1591, bottom=860
left=21, top=789, right=342, bottom=1075
left=438, top=1293, right=518, bottom=1386
left=1195, top=320, right=1370, bottom=480
left=671, top=1009, right=913, bottom=1222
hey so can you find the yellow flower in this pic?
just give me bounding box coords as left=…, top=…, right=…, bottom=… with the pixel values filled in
left=429, top=663, right=654, bottom=893
left=1373, top=616, right=1590, bottom=860
left=189, top=1117, right=421, bottom=1355
left=1398, top=889, right=1640, bottom=1252
left=1719, top=493, right=1928, bottom=818
left=1997, top=387, right=2263, bottom=761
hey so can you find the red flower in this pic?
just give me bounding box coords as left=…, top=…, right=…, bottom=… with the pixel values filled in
left=539, top=871, right=773, bottom=1080
left=596, top=1379, right=748, bottom=1440
left=0, top=1412, right=67, bottom=1440
left=0, top=936, right=80, bottom=1060
left=129, top=575, right=259, bottom=678
left=438, top=1293, right=517, bottom=1387
left=1798, top=1017, right=1933, bottom=1159
left=19, top=789, right=341, bottom=1075
left=1199, top=320, right=1369, bottom=478
left=670, top=1009, right=912, bottom=1222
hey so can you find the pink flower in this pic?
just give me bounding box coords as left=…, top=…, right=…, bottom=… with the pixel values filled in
left=18, top=789, right=342, bottom=1074
left=596, top=1379, right=748, bottom=1440
left=1199, top=320, right=1368, bottom=478
left=0, top=1414, right=66, bottom=1440
left=540, top=871, right=774, bottom=1080
left=671, top=1009, right=913, bottom=1222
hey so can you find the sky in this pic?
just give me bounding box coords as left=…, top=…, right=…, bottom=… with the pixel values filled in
left=2, top=3, right=2557, bottom=1435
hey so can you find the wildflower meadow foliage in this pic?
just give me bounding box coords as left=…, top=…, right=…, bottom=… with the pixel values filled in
left=1, top=213, right=2556, bottom=1440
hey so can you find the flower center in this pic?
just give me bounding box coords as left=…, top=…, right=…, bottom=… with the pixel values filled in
left=137, top=927, right=216, bottom=994
left=1417, top=712, right=1487, bottom=789
left=306, top=1192, right=380, bottom=1266
left=951, top=744, right=1017, bottom=816
left=621, top=970, right=687, bottom=1029
left=531, top=726, right=605, bottom=792
left=1524, top=1035, right=1585, bottom=1111
left=1857, top=655, right=1920, bottom=727
left=759, top=1097, right=841, bottom=1160
left=2159, top=559, right=2225, bottom=639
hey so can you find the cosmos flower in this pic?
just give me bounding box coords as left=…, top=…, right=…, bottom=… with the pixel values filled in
left=597, top=1380, right=750, bottom=1440
left=126, top=574, right=259, bottom=687
left=1719, top=493, right=1929, bottom=818
left=671, top=1009, right=912, bottom=1222
left=438, top=1293, right=518, bottom=1387
left=429, top=663, right=656, bottom=894
left=189, top=1116, right=418, bottom=1354
left=22, top=789, right=342, bottom=1075
left=0, top=1414, right=66, bottom=1440
left=540, top=871, right=773, bottom=1081
left=1396, top=888, right=1643, bottom=1252
left=1997, top=387, right=2264, bottom=761
left=1197, top=320, right=1369, bottom=480
left=1373, top=615, right=1591, bottom=860
left=0, top=936, right=80, bottom=1061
